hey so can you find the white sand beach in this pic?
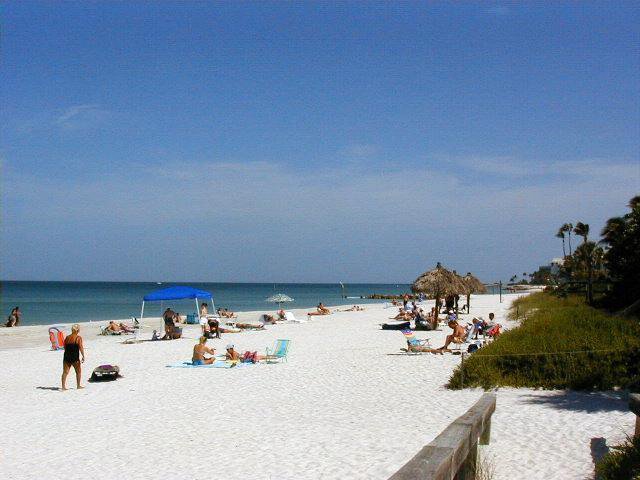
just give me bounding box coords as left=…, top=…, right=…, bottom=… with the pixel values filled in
left=0, top=294, right=634, bottom=480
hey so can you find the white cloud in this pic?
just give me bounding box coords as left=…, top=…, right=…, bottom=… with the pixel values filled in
left=54, top=104, right=109, bottom=130
left=340, top=144, right=378, bottom=159
left=2, top=156, right=637, bottom=282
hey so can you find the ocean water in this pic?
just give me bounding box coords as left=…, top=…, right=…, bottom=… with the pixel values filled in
left=0, top=281, right=413, bottom=326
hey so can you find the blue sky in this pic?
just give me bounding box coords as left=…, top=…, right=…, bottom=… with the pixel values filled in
left=2, top=1, right=639, bottom=283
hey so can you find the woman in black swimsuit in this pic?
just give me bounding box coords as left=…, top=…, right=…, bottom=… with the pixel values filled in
left=62, top=324, right=85, bottom=391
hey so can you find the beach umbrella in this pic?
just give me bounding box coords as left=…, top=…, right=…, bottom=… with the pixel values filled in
left=411, top=262, right=468, bottom=324
left=266, top=293, right=294, bottom=309
left=462, top=272, right=487, bottom=312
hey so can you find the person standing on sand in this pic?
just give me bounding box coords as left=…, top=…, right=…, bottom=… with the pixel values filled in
left=62, top=324, right=85, bottom=390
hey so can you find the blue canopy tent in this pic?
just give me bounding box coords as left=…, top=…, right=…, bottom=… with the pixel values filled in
left=140, top=286, right=215, bottom=335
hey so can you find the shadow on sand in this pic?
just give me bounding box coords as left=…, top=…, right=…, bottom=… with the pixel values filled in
left=519, top=390, right=628, bottom=413
left=36, top=386, right=62, bottom=391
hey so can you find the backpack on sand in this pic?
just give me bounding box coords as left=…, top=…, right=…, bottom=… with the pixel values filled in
left=89, top=364, right=121, bottom=382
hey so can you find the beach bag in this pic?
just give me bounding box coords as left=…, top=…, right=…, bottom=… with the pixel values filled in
left=89, top=364, right=121, bottom=382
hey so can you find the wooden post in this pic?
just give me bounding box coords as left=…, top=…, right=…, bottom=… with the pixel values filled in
left=459, top=441, right=478, bottom=480
left=460, top=352, right=465, bottom=389
left=480, top=416, right=491, bottom=445
left=389, top=394, right=496, bottom=480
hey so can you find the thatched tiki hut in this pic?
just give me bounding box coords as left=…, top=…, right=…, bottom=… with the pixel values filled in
left=412, top=262, right=467, bottom=328
left=462, top=272, right=487, bottom=312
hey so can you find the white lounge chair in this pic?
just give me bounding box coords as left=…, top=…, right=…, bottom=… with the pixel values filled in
left=284, top=311, right=305, bottom=323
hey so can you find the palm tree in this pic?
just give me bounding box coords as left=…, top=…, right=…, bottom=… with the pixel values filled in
left=574, top=222, right=590, bottom=244
left=601, top=216, right=625, bottom=244
left=556, top=227, right=567, bottom=257
left=574, top=240, right=601, bottom=305
left=563, top=223, right=574, bottom=255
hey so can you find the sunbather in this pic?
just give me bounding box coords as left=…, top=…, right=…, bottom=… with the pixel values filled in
left=277, top=309, right=286, bottom=320
left=438, top=320, right=467, bottom=350
left=308, top=302, right=331, bottom=316
left=119, top=322, right=134, bottom=333
left=225, top=344, right=266, bottom=363
left=192, top=336, right=216, bottom=365
left=230, top=322, right=264, bottom=330
left=218, top=308, right=237, bottom=319
left=261, top=314, right=277, bottom=325
left=344, top=305, right=365, bottom=312
left=391, top=308, right=413, bottom=320
left=225, top=344, right=240, bottom=361
left=106, top=321, right=122, bottom=333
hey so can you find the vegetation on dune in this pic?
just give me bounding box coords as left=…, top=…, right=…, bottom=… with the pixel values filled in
left=527, top=195, right=639, bottom=314
left=447, top=292, right=640, bottom=390
left=596, top=435, right=640, bottom=480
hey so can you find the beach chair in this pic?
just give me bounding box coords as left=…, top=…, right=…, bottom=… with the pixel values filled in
left=265, top=339, right=290, bottom=363
left=401, top=329, right=431, bottom=354
left=49, top=327, right=65, bottom=350
left=284, top=311, right=305, bottom=323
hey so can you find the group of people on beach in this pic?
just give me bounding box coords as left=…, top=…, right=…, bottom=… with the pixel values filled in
left=192, top=336, right=267, bottom=365
left=405, top=311, right=501, bottom=354
left=391, top=301, right=438, bottom=330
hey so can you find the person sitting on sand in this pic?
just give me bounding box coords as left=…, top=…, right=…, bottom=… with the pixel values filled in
left=225, top=344, right=241, bottom=361
left=162, top=310, right=176, bottom=340
left=438, top=320, right=467, bottom=350
left=217, top=308, right=237, bottom=319
left=192, top=336, right=217, bottom=365
left=106, top=321, right=122, bottom=333
left=203, top=317, right=221, bottom=339
left=225, top=344, right=267, bottom=363
left=261, top=314, right=277, bottom=325
left=5, top=306, right=21, bottom=327
left=308, top=302, right=331, bottom=316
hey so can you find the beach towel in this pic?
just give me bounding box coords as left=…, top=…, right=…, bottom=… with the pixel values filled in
left=165, top=360, right=248, bottom=369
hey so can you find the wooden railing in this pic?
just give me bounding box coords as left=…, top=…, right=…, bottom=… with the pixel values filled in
left=389, top=393, right=496, bottom=480
left=630, top=393, right=640, bottom=438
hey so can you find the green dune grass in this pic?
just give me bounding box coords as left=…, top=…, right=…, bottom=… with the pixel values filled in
left=448, top=293, right=640, bottom=390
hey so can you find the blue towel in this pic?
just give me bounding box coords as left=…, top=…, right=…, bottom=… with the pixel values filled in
left=166, top=361, right=248, bottom=369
